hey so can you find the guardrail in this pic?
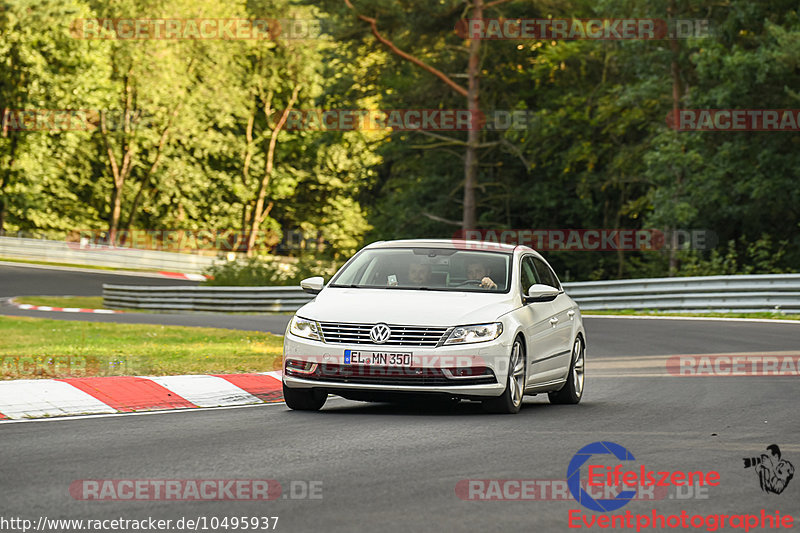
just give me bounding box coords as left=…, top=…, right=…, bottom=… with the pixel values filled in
left=103, top=285, right=312, bottom=312
left=0, top=236, right=217, bottom=274
left=102, top=273, right=800, bottom=314
left=565, top=274, right=800, bottom=313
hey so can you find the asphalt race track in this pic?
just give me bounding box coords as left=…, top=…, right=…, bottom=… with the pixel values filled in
left=0, top=302, right=290, bottom=334
left=1, top=264, right=799, bottom=531
left=3, top=342, right=799, bottom=532
left=0, top=262, right=200, bottom=295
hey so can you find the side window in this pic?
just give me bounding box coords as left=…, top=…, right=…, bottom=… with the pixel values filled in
left=520, top=256, right=539, bottom=295
left=533, top=258, right=561, bottom=289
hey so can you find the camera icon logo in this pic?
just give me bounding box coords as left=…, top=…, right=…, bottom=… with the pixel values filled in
left=743, top=444, right=794, bottom=495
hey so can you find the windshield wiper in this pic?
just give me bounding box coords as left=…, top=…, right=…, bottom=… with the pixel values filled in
left=386, top=286, right=441, bottom=291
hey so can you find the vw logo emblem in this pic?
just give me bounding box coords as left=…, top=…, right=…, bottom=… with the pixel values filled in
left=370, top=323, right=391, bottom=344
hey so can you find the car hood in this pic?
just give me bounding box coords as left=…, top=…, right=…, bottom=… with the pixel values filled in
left=297, top=287, right=517, bottom=326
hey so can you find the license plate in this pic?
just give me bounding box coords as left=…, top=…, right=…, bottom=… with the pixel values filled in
left=344, top=350, right=413, bottom=367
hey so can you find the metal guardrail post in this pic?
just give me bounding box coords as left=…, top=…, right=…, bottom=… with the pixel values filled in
left=103, top=285, right=314, bottom=312
left=0, top=236, right=218, bottom=274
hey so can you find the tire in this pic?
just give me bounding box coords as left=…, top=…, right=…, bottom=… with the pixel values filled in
left=548, top=336, right=585, bottom=405
left=283, top=382, right=327, bottom=411
left=483, top=337, right=526, bottom=414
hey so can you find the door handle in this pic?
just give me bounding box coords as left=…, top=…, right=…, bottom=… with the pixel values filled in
left=567, top=310, right=575, bottom=319
left=549, top=317, right=559, bottom=326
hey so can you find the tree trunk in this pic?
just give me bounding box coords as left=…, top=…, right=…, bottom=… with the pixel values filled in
left=125, top=180, right=149, bottom=230
left=0, top=112, right=19, bottom=234
left=104, top=72, right=134, bottom=246
left=109, top=185, right=123, bottom=245
left=462, top=0, right=482, bottom=230
left=667, top=0, right=683, bottom=275
left=125, top=101, right=182, bottom=231
left=246, top=84, right=301, bottom=256
left=616, top=184, right=625, bottom=279
left=239, top=100, right=257, bottom=252
left=343, top=0, right=477, bottom=228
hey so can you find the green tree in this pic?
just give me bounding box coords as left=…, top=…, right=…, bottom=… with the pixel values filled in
left=0, top=0, right=113, bottom=233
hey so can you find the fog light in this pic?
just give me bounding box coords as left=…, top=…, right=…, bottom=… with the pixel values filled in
left=286, top=359, right=317, bottom=374
left=441, top=366, right=490, bottom=379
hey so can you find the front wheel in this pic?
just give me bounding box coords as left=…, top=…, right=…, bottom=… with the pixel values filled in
left=483, top=338, right=526, bottom=414
left=548, top=336, right=585, bottom=405
left=283, top=382, right=327, bottom=411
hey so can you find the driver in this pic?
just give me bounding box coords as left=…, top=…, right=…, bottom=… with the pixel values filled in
left=466, top=260, right=498, bottom=290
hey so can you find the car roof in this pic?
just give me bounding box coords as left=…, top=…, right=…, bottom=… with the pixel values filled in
left=364, top=239, right=531, bottom=254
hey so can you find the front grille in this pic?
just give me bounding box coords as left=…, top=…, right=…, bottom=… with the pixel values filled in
left=288, top=363, right=497, bottom=386
left=318, top=322, right=450, bottom=347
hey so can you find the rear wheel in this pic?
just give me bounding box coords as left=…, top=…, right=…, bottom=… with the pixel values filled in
left=483, top=338, right=525, bottom=414
left=548, top=336, right=585, bottom=405
left=283, top=382, right=327, bottom=411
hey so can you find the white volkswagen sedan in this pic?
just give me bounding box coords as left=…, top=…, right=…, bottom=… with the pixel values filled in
left=282, top=239, right=586, bottom=413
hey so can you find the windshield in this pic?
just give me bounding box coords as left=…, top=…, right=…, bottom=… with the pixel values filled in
left=329, top=247, right=512, bottom=292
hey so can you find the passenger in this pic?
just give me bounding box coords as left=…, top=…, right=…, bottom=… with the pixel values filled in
left=466, top=260, right=498, bottom=289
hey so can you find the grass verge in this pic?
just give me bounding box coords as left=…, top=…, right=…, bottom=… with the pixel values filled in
left=0, top=316, right=283, bottom=379
left=583, top=309, right=800, bottom=320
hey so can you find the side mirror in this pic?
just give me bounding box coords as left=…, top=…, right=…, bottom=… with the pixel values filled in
left=300, top=276, right=325, bottom=295
left=524, top=284, right=560, bottom=303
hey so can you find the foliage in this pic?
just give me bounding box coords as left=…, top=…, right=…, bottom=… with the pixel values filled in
left=1, top=0, right=798, bottom=280
left=674, top=235, right=790, bottom=277
left=203, top=255, right=341, bottom=286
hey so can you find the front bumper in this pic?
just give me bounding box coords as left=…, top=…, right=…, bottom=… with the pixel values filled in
left=283, top=332, right=512, bottom=398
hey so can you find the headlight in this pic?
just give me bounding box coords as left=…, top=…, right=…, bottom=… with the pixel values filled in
left=444, top=322, right=503, bottom=345
left=290, top=316, right=323, bottom=341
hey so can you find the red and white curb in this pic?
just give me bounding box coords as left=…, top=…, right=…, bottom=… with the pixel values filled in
left=9, top=299, right=122, bottom=314
left=0, top=371, right=283, bottom=420
left=7, top=298, right=121, bottom=314
left=158, top=271, right=208, bottom=281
